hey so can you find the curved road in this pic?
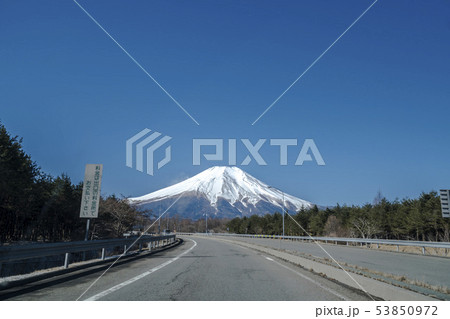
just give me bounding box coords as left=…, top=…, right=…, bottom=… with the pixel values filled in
left=10, top=236, right=370, bottom=301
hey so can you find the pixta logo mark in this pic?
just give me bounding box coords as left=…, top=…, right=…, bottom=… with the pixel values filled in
left=126, top=129, right=172, bottom=176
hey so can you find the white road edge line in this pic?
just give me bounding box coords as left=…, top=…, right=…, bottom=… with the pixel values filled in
left=263, top=255, right=349, bottom=301
left=83, top=239, right=198, bottom=301
left=76, top=193, right=186, bottom=301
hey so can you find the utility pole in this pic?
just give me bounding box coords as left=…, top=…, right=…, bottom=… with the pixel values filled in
left=158, top=205, right=161, bottom=234
left=282, top=191, right=285, bottom=238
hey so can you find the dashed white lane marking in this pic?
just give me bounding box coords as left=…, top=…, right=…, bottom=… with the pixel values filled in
left=263, top=255, right=349, bottom=301
left=84, top=239, right=198, bottom=301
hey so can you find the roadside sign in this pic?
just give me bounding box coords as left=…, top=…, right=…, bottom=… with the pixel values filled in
left=439, top=189, right=450, bottom=218
left=80, top=164, right=103, bottom=218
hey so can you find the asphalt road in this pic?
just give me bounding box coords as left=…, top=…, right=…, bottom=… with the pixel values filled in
left=226, top=237, right=450, bottom=289
left=9, top=236, right=370, bottom=301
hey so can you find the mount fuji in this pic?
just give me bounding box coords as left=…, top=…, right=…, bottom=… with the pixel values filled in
left=128, top=166, right=314, bottom=219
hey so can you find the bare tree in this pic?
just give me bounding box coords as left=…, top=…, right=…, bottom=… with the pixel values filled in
left=97, top=196, right=142, bottom=238
left=324, top=215, right=347, bottom=237
left=351, top=216, right=380, bottom=239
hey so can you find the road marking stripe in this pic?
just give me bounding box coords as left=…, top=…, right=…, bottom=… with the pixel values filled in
left=84, top=239, right=198, bottom=301
left=263, top=255, right=349, bottom=301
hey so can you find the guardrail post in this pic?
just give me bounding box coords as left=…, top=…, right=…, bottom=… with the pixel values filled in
left=101, top=248, right=106, bottom=260
left=64, top=253, right=70, bottom=269
left=376, top=243, right=379, bottom=249
left=422, top=247, right=425, bottom=255
left=396, top=245, right=399, bottom=252
left=346, top=242, right=348, bottom=246
left=124, top=245, right=127, bottom=255
left=139, top=243, right=142, bottom=252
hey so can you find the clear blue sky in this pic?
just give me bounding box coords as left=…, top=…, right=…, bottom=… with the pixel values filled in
left=1, top=0, right=449, bottom=206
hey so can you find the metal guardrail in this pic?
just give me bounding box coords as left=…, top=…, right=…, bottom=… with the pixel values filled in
left=0, top=234, right=176, bottom=270
left=177, top=232, right=450, bottom=255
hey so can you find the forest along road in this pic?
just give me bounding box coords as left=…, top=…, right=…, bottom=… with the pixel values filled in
left=9, top=237, right=370, bottom=301
left=223, top=236, right=450, bottom=289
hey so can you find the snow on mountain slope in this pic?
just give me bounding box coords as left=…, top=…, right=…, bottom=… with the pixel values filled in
left=128, top=166, right=314, bottom=218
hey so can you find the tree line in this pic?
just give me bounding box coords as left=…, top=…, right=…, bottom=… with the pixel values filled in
left=2, top=121, right=449, bottom=243
left=227, top=192, right=450, bottom=241
left=0, top=122, right=146, bottom=244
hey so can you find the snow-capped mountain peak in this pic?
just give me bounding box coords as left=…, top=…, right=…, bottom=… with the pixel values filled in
left=128, top=166, right=314, bottom=218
